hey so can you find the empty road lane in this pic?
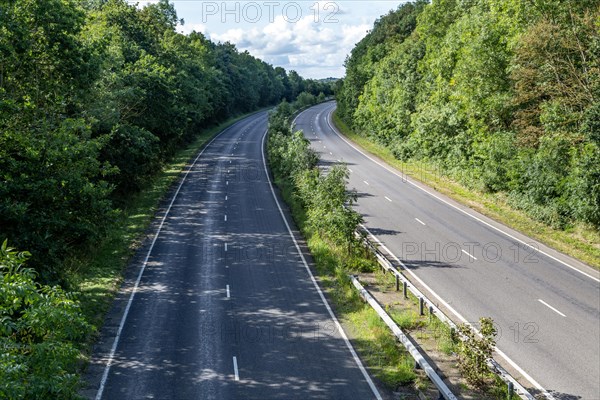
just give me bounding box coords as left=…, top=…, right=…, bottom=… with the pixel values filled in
left=86, top=111, right=381, bottom=400
left=295, top=101, right=600, bottom=399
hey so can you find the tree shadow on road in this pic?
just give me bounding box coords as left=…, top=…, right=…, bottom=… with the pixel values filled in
left=367, top=227, right=403, bottom=236
left=401, top=259, right=464, bottom=270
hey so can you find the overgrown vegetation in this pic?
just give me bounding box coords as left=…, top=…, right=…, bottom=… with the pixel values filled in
left=267, top=100, right=419, bottom=389
left=337, top=0, right=600, bottom=245
left=456, top=318, right=497, bottom=388
left=0, top=240, right=91, bottom=399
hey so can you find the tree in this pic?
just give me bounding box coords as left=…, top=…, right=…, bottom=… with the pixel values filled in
left=299, top=165, right=362, bottom=250
left=512, top=7, right=598, bottom=146
left=287, top=70, right=305, bottom=100
left=337, top=1, right=427, bottom=125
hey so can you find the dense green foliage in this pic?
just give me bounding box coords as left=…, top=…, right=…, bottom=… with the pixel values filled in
left=456, top=317, right=497, bottom=388
left=0, top=0, right=333, bottom=282
left=0, top=241, right=91, bottom=399
left=337, top=0, right=600, bottom=230
left=268, top=99, right=362, bottom=252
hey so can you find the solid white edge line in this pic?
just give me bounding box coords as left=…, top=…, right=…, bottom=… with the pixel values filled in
left=461, top=249, right=477, bottom=261
left=359, top=223, right=553, bottom=398
left=233, top=356, right=239, bottom=381
left=538, top=299, right=566, bottom=317
left=415, top=218, right=425, bottom=225
left=324, top=106, right=599, bottom=284
left=94, top=114, right=260, bottom=400
left=261, top=128, right=383, bottom=400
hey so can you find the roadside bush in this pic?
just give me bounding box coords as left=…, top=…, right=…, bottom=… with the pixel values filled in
left=267, top=99, right=410, bottom=390
left=295, top=166, right=362, bottom=251
left=0, top=241, right=92, bottom=399
left=267, top=100, right=362, bottom=252
left=294, top=92, right=318, bottom=109
left=456, top=317, right=496, bottom=388
left=569, top=142, right=600, bottom=226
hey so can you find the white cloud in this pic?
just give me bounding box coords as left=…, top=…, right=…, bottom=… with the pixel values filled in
left=211, top=15, right=371, bottom=78
left=166, top=1, right=398, bottom=78
left=341, top=24, right=371, bottom=48
left=177, top=22, right=208, bottom=36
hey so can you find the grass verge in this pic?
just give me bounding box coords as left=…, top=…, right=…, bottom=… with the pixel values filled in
left=69, top=110, right=265, bottom=350
left=272, top=175, right=419, bottom=391
left=332, top=112, right=600, bottom=269
left=366, top=269, right=510, bottom=399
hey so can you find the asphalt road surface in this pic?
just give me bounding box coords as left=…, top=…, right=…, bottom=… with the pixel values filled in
left=295, top=101, right=600, bottom=400
left=86, top=111, right=381, bottom=400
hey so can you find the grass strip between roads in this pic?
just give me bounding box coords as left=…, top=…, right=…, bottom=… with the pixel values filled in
left=268, top=158, right=422, bottom=392
left=332, top=112, right=600, bottom=269
left=267, top=101, right=429, bottom=393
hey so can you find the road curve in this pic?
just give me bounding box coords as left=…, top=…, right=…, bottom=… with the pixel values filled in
left=295, top=101, right=600, bottom=400
left=85, top=111, right=381, bottom=400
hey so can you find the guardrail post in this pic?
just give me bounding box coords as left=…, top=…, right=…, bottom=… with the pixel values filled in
left=403, top=281, right=408, bottom=299
left=419, top=297, right=424, bottom=316
left=508, top=382, right=514, bottom=400
left=395, top=275, right=400, bottom=291
left=429, top=306, right=434, bottom=323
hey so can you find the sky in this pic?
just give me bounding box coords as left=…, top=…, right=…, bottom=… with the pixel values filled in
left=136, top=1, right=404, bottom=79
